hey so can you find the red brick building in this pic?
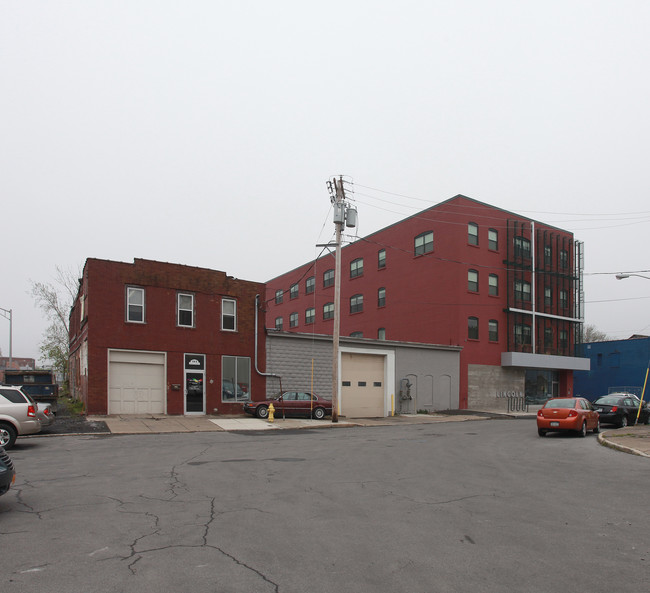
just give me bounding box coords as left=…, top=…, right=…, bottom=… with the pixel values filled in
left=69, top=258, right=266, bottom=415
left=266, top=195, right=589, bottom=410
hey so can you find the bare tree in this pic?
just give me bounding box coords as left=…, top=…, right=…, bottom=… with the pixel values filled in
left=583, top=324, right=610, bottom=343
left=30, top=265, right=81, bottom=383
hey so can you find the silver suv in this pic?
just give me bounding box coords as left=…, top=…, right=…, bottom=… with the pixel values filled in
left=0, top=386, right=42, bottom=448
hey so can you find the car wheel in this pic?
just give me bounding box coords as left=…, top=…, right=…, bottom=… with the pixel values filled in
left=256, top=405, right=269, bottom=419
left=537, top=428, right=546, bottom=437
left=313, top=407, right=326, bottom=420
left=578, top=421, right=587, bottom=437
left=593, top=419, right=600, bottom=434
left=619, top=415, right=628, bottom=428
left=0, top=423, right=17, bottom=449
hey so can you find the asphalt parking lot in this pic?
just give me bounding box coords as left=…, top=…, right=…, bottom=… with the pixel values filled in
left=2, top=418, right=649, bottom=593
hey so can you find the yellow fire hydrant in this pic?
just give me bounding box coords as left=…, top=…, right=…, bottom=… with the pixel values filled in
left=268, top=403, right=275, bottom=423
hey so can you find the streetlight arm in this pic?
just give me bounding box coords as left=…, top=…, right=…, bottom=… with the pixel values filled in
left=616, top=273, right=650, bottom=280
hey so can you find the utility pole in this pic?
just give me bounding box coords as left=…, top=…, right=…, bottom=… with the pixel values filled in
left=0, top=307, right=12, bottom=369
left=327, top=176, right=357, bottom=423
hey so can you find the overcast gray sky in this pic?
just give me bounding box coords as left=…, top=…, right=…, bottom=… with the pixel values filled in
left=2, top=0, right=649, bottom=361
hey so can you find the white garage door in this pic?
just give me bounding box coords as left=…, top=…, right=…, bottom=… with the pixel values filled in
left=341, top=352, right=386, bottom=418
left=108, top=351, right=165, bottom=414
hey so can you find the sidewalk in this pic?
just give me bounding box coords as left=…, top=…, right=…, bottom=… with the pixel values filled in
left=41, top=411, right=650, bottom=458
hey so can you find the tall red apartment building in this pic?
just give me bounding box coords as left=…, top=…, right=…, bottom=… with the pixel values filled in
left=69, top=258, right=266, bottom=415
left=266, top=195, right=589, bottom=409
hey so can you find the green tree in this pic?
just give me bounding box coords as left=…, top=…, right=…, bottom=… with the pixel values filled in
left=30, top=265, right=81, bottom=383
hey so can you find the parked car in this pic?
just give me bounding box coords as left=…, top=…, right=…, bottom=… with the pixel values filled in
left=592, top=393, right=650, bottom=427
left=537, top=397, right=599, bottom=437
left=36, top=402, right=55, bottom=427
left=243, top=391, right=332, bottom=420
left=0, top=445, right=16, bottom=497
left=0, top=386, right=42, bottom=448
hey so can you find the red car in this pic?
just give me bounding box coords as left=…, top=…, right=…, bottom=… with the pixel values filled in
left=243, top=391, right=332, bottom=420
left=537, top=397, right=600, bottom=437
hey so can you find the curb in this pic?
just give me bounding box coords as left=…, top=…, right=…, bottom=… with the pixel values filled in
left=597, top=432, right=650, bottom=458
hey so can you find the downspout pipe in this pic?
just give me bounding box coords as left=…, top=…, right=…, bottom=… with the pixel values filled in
left=255, top=295, right=282, bottom=391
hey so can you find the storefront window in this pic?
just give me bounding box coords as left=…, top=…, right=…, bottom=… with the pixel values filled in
left=525, top=369, right=559, bottom=405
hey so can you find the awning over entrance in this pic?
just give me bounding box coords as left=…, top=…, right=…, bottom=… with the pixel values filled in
left=501, top=352, right=590, bottom=371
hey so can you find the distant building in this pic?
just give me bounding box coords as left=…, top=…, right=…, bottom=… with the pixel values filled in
left=0, top=357, right=36, bottom=383
left=267, top=195, right=590, bottom=410
left=574, top=335, right=650, bottom=400
left=69, top=258, right=266, bottom=415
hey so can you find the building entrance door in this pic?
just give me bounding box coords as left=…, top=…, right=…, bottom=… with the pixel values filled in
left=184, top=354, right=205, bottom=414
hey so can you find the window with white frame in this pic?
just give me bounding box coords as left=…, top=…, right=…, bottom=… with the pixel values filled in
left=323, top=302, right=334, bottom=320
left=414, top=231, right=433, bottom=256
left=126, top=286, right=145, bottom=323
left=378, top=249, right=386, bottom=269
left=323, top=269, right=334, bottom=288
left=289, top=312, right=298, bottom=327
left=177, top=293, right=194, bottom=327
left=221, top=298, right=237, bottom=331
left=489, top=274, right=498, bottom=296
left=350, top=258, right=364, bottom=278
left=468, top=316, right=479, bottom=340
left=305, top=276, right=315, bottom=294
left=222, top=356, right=250, bottom=402
left=468, top=269, right=479, bottom=292
left=515, top=324, right=532, bottom=345
left=290, top=283, right=299, bottom=299
left=514, top=236, right=531, bottom=259
left=275, top=316, right=283, bottom=331
left=275, top=289, right=284, bottom=304
left=305, top=307, right=315, bottom=324
left=544, top=287, right=552, bottom=306
left=377, top=327, right=386, bottom=340
left=488, top=320, right=498, bottom=342
left=488, top=228, right=498, bottom=251
left=350, top=294, right=363, bottom=314
left=514, top=279, right=531, bottom=302
left=377, top=287, right=386, bottom=307
left=559, top=289, right=568, bottom=309
left=468, top=222, right=479, bottom=246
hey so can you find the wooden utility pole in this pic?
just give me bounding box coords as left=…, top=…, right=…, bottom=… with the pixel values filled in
left=331, top=176, right=345, bottom=423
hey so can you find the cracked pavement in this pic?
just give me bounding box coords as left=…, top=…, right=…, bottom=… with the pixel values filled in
left=1, top=421, right=649, bottom=592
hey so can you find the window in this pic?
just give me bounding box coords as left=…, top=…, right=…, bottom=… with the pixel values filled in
left=560, top=249, right=569, bottom=269
left=290, top=283, right=299, bottom=299
left=222, top=298, right=237, bottom=331
left=350, top=294, right=363, bottom=314
left=350, top=258, right=364, bottom=278
left=515, top=324, right=532, bottom=345
left=488, top=320, right=498, bottom=342
left=305, top=276, right=315, bottom=294
left=514, top=236, right=531, bottom=259
left=544, top=327, right=553, bottom=349
left=544, top=245, right=552, bottom=265
left=489, top=274, right=498, bottom=296
left=560, top=289, right=568, bottom=309
left=126, top=286, right=145, bottom=323
left=377, top=287, right=386, bottom=307
left=414, top=231, right=433, bottom=256
left=468, top=269, right=479, bottom=292
left=377, top=327, right=386, bottom=340
left=289, top=312, right=299, bottom=328
left=177, top=293, right=194, bottom=327
left=323, top=302, right=334, bottom=320
left=350, top=331, right=363, bottom=338
left=559, top=329, right=568, bottom=350
left=488, top=228, right=498, bottom=251
left=305, top=307, right=315, bottom=324
left=514, top=280, right=531, bottom=302
left=378, top=249, right=386, bottom=269
left=468, top=222, right=479, bottom=246
left=323, top=269, right=334, bottom=288
left=222, top=356, right=250, bottom=402
left=275, top=317, right=283, bottom=331
left=275, top=289, right=283, bottom=304
left=468, top=316, right=479, bottom=340
left=544, top=287, right=552, bottom=307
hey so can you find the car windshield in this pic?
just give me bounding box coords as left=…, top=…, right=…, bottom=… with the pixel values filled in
left=594, top=396, right=623, bottom=405
left=544, top=398, right=577, bottom=409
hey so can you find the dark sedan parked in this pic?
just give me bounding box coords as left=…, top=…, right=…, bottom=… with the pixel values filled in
left=243, top=391, right=332, bottom=420
left=592, top=393, right=650, bottom=427
left=0, top=446, right=15, bottom=497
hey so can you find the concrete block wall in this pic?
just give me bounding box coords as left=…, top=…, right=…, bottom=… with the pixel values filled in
left=467, top=364, right=525, bottom=411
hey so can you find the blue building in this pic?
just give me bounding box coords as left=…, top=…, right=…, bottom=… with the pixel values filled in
left=574, top=336, right=650, bottom=401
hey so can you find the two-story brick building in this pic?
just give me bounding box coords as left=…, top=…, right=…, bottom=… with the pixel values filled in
left=69, top=258, right=266, bottom=416
left=266, top=195, right=590, bottom=410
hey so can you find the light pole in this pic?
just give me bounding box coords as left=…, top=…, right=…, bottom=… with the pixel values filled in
left=0, top=307, right=12, bottom=369
left=616, top=273, right=650, bottom=280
